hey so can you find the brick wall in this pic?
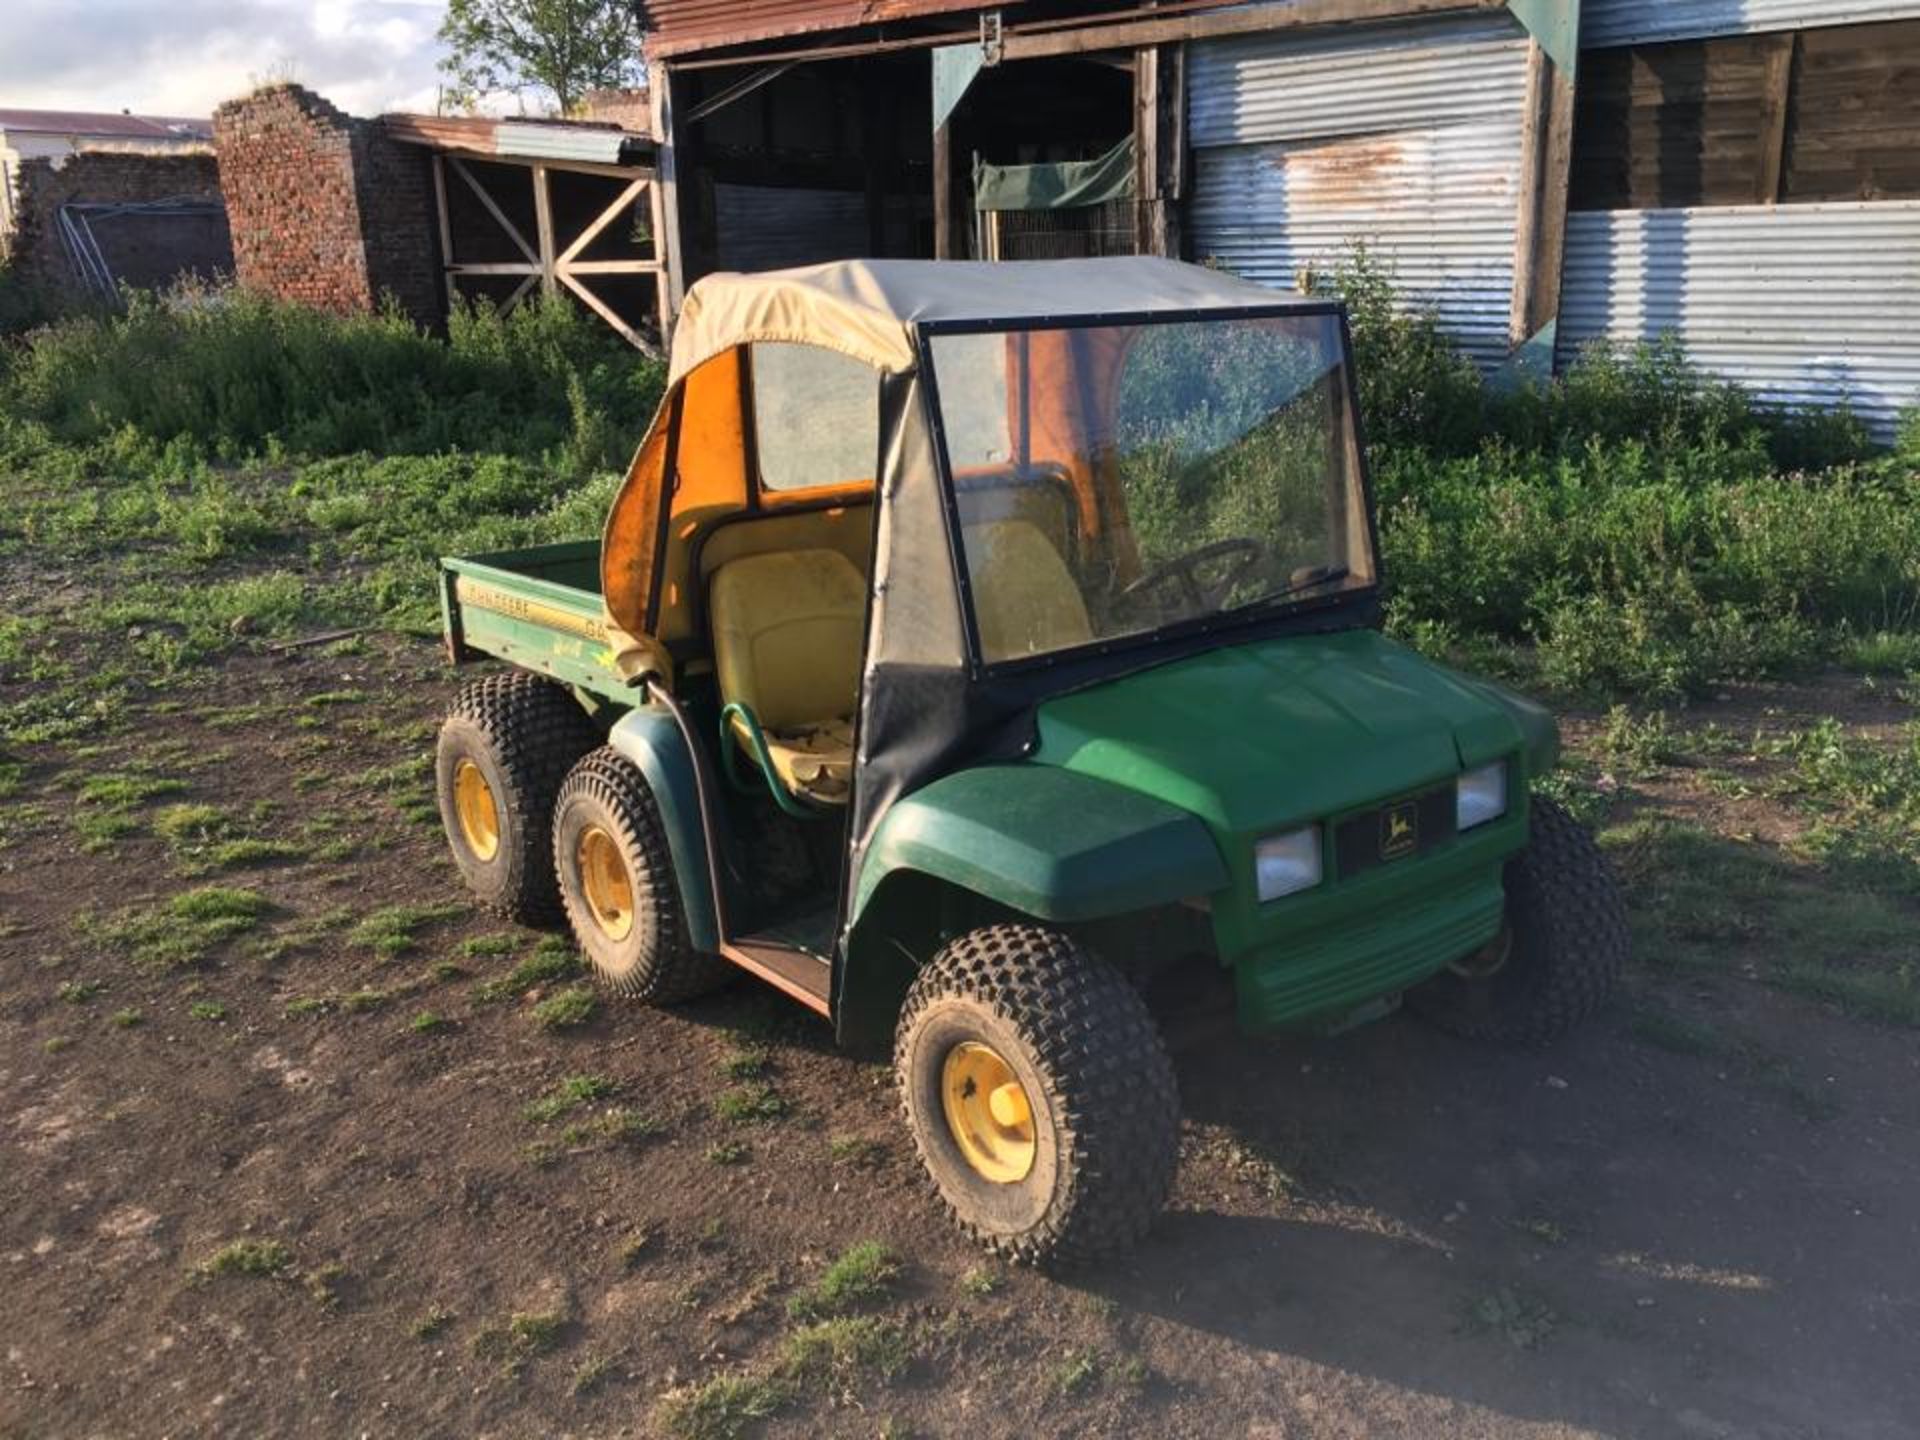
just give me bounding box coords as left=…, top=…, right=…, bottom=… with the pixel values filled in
left=213, top=84, right=442, bottom=327
left=8, top=151, right=230, bottom=297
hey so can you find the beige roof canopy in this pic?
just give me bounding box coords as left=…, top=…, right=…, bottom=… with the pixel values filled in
left=663, top=256, right=1302, bottom=383
left=602, top=257, right=1312, bottom=672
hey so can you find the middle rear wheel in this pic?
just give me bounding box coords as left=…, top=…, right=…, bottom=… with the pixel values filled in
left=552, top=748, right=729, bottom=1004
left=895, top=924, right=1181, bottom=1266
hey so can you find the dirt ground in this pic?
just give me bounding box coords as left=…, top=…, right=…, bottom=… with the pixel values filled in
left=4, top=630, right=1918, bottom=1440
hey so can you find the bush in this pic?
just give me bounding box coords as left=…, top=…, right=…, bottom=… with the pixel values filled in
left=1, top=283, right=663, bottom=474
left=1301, top=245, right=1920, bottom=698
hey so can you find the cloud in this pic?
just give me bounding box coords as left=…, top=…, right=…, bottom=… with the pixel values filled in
left=0, top=0, right=454, bottom=118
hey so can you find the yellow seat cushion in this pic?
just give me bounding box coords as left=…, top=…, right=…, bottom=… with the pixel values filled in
left=962, top=519, right=1093, bottom=662
left=710, top=548, right=865, bottom=805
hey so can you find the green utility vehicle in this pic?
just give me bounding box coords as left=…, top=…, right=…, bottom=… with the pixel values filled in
left=434, top=258, right=1625, bottom=1264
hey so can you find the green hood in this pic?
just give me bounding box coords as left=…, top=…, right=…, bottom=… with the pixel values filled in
left=1032, top=629, right=1554, bottom=834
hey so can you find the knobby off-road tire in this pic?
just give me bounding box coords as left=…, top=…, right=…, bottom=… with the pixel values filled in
left=436, top=673, right=598, bottom=926
left=552, top=748, right=729, bottom=1004
left=1409, top=796, right=1627, bottom=1046
left=895, top=925, right=1181, bottom=1267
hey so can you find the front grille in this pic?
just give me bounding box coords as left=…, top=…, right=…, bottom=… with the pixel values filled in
left=1333, top=783, right=1456, bottom=880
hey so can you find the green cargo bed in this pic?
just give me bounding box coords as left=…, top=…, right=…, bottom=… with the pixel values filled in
left=439, top=540, right=634, bottom=704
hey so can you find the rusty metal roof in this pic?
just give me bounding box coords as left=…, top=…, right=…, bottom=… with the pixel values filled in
left=380, top=112, right=653, bottom=163
left=638, top=0, right=995, bottom=58
left=0, top=109, right=212, bottom=141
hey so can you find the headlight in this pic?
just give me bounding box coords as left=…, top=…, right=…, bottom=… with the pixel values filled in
left=1456, top=762, right=1509, bottom=831
left=1255, top=826, right=1323, bottom=901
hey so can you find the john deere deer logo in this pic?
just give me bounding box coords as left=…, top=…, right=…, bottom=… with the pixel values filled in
left=1381, top=802, right=1419, bottom=860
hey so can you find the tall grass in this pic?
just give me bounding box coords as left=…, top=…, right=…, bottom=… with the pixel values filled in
left=1313, top=247, right=1920, bottom=698
left=0, top=284, right=663, bottom=476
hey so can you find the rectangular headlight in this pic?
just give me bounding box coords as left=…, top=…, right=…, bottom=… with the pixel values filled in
left=1255, top=826, right=1323, bottom=902
left=1456, top=762, right=1509, bottom=832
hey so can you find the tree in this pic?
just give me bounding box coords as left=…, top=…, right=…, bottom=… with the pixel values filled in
left=438, top=0, right=643, bottom=116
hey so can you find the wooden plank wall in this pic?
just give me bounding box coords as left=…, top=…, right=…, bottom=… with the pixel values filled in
left=1571, top=17, right=1920, bottom=212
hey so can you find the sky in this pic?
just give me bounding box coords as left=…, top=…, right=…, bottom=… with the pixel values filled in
left=0, top=0, right=462, bottom=120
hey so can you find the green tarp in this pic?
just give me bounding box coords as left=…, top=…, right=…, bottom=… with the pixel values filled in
left=973, top=138, right=1136, bottom=212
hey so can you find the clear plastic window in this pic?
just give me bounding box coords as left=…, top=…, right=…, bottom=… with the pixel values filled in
left=750, top=342, right=881, bottom=493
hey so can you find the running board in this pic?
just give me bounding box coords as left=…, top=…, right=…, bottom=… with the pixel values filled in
left=720, top=939, right=832, bottom=1016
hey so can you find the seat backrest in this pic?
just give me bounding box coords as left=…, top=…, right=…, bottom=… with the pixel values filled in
left=710, top=548, right=866, bottom=731
left=961, top=519, right=1093, bottom=662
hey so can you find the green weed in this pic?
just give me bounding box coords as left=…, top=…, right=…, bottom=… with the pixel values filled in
left=655, top=1372, right=788, bottom=1440
left=780, top=1316, right=912, bottom=1387
left=197, top=1239, right=293, bottom=1279
left=531, top=986, right=598, bottom=1029
left=788, top=1241, right=899, bottom=1320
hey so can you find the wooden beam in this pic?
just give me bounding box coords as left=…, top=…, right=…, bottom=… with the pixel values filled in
left=446, top=262, right=541, bottom=276
left=430, top=153, right=458, bottom=315
left=557, top=270, right=661, bottom=357
left=1000, top=0, right=1503, bottom=61
left=532, top=163, right=557, bottom=297
left=1134, top=42, right=1159, bottom=255
left=561, top=259, right=667, bottom=275
left=932, top=115, right=956, bottom=260
left=1756, top=32, right=1797, bottom=205
left=449, top=156, right=539, bottom=264
left=555, top=175, right=651, bottom=267
left=1508, top=39, right=1577, bottom=349
left=652, top=59, right=687, bottom=314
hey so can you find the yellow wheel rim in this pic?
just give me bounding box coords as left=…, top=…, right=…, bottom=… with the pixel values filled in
left=941, top=1041, right=1036, bottom=1184
left=452, top=759, right=501, bottom=862
left=576, top=825, right=635, bottom=943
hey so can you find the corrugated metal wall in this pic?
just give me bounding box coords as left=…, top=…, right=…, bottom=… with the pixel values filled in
left=1557, top=201, right=1920, bottom=437
left=1582, top=0, right=1920, bottom=49
left=1187, top=13, right=1533, bottom=371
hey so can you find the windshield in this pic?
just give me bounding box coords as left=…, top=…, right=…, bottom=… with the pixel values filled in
left=927, top=312, right=1374, bottom=665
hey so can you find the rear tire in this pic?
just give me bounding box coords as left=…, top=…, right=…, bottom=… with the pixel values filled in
left=553, top=748, right=729, bottom=1004
left=435, top=673, right=597, bottom=926
left=1408, top=797, right=1626, bottom=1046
left=895, top=924, right=1180, bottom=1266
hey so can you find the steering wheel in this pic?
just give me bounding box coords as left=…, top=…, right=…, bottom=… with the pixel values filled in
left=1122, top=537, right=1266, bottom=615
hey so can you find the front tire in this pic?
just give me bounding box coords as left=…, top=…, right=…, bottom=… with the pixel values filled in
left=1409, top=796, right=1626, bottom=1046
left=552, top=748, right=729, bottom=1004
left=894, top=925, right=1180, bottom=1266
left=435, top=673, right=598, bottom=926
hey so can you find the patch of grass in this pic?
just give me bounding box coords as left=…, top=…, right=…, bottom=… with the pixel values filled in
left=560, top=1106, right=658, bottom=1147
left=530, top=984, right=598, bottom=1029
left=705, top=1140, right=749, bottom=1166
left=524, top=1074, right=617, bottom=1124
left=459, top=932, right=520, bottom=959
left=1458, top=1286, right=1558, bottom=1349
left=956, top=1266, right=1000, bottom=1298
left=75, top=771, right=186, bottom=809
left=284, top=996, right=331, bottom=1018
left=826, top=1134, right=885, bottom=1168
left=780, top=1316, right=912, bottom=1388
left=473, top=942, right=581, bottom=1003
left=471, top=1309, right=567, bottom=1374
left=719, top=1045, right=770, bottom=1080
left=715, top=1083, right=787, bottom=1125
left=197, top=1239, right=293, bottom=1279
left=787, top=1241, right=899, bottom=1320
left=571, top=1350, right=618, bottom=1397
left=57, top=980, right=101, bottom=1005
left=349, top=903, right=462, bottom=958
left=109, top=1008, right=143, bottom=1029
left=412, top=1306, right=455, bottom=1340
left=656, top=1372, right=789, bottom=1440
left=189, top=1000, right=228, bottom=1022
left=1051, top=1348, right=1100, bottom=1396
left=1604, top=816, right=1919, bottom=1025
left=408, top=1010, right=451, bottom=1034
left=304, top=1262, right=346, bottom=1309
left=1844, top=629, right=1920, bottom=675
left=341, top=988, right=389, bottom=1014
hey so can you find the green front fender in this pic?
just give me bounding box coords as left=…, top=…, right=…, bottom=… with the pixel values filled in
left=851, top=763, right=1230, bottom=925
left=606, top=705, right=720, bottom=952
left=837, top=764, right=1228, bottom=1047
